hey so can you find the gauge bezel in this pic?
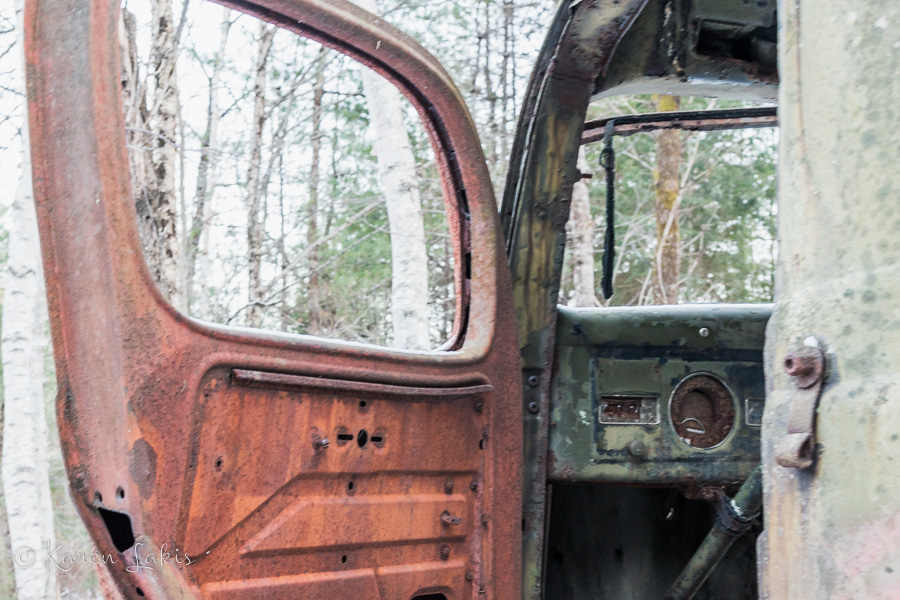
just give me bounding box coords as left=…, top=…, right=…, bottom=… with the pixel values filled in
left=667, top=371, right=738, bottom=450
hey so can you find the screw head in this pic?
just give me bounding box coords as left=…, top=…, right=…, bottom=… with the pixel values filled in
left=627, top=439, right=647, bottom=458
left=699, top=327, right=710, bottom=337
left=444, top=479, right=454, bottom=494
left=528, top=401, right=539, bottom=414
left=474, top=401, right=484, bottom=412
left=465, top=571, right=474, bottom=582
left=440, top=545, right=451, bottom=561
left=527, top=375, right=540, bottom=387
left=313, top=437, right=329, bottom=450
left=470, top=481, right=478, bottom=492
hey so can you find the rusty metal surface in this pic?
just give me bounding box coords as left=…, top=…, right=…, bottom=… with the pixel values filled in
left=670, top=373, right=736, bottom=450
left=498, top=1, right=651, bottom=597
left=774, top=342, right=826, bottom=469
left=581, top=107, right=778, bottom=144
left=25, top=0, right=522, bottom=598
left=593, top=0, right=778, bottom=101
left=664, top=466, right=763, bottom=600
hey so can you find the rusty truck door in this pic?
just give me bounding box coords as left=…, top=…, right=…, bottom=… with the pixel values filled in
left=25, top=1, right=522, bottom=598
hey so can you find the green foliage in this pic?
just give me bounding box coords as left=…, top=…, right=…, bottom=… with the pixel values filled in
left=569, top=96, right=777, bottom=306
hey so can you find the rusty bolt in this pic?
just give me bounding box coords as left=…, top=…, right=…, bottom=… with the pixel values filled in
left=626, top=439, right=646, bottom=458
left=444, top=479, right=454, bottom=494
left=441, top=511, right=462, bottom=526
left=470, top=481, right=478, bottom=492
left=474, top=401, right=484, bottom=412
left=783, top=345, right=824, bottom=389
left=784, top=353, right=813, bottom=377
left=465, top=571, right=474, bottom=582
left=480, top=514, right=490, bottom=526
left=527, top=375, right=540, bottom=387
left=440, top=545, right=451, bottom=561
left=697, top=486, right=724, bottom=503
left=528, top=401, right=539, bottom=414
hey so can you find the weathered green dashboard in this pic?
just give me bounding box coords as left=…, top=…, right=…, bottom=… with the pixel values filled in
left=544, top=304, right=770, bottom=599
left=549, top=304, right=770, bottom=488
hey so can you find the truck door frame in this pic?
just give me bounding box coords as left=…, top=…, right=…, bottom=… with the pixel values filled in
left=25, top=0, right=522, bottom=598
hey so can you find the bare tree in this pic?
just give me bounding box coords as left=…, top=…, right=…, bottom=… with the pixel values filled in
left=246, top=23, right=276, bottom=328
left=257, top=42, right=314, bottom=331
left=306, top=46, right=328, bottom=336
left=187, top=7, right=231, bottom=316
left=121, top=0, right=184, bottom=307
left=356, top=0, right=430, bottom=350
left=146, top=0, right=183, bottom=304
left=651, top=94, right=682, bottom=304
left=119, top=6, right=154, bottom=255
left=1, top=3, right=57, bottom=598
left=498, top=0, right=515, bottom=178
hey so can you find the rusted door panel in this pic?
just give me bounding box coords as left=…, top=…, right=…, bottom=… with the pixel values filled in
left=182, top=370, right=489, bottom=585
left=25, top=1, right=522, bottom=598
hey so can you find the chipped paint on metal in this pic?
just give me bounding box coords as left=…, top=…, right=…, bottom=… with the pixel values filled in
left=762, top=0, right=900, bottom=597
left=499, top=1, right=651, bottom=596
left=25, top=0, right=523, bottom=598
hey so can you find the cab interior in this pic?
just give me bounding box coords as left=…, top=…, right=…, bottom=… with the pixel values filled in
left=504, top=0, right=779, bottom=597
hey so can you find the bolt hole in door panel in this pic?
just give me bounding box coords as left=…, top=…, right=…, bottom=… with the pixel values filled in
left=545, top=304, right=769, bottom=599
left=25, top=0, right=521, bottom=598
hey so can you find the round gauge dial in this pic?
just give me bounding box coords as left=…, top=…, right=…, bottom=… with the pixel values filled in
left=669, top=373, right=735, bottom=449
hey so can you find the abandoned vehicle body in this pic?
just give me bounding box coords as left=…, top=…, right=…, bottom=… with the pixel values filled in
left=23, top=0, right=900, bottom=598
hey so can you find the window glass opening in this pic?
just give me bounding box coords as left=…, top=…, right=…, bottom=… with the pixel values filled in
left=122, top=0, right=458, bottom=349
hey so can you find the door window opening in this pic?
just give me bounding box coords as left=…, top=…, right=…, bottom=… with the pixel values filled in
left=121, top=0, right=460, bottom=349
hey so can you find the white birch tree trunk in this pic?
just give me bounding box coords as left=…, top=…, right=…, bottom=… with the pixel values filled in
left=148, top=0, right=183, bottom=308
left=245, top=24, right=276, bottom=329
left=355, top=0, right=430, bottom=350
left=569, top=147, right=598, bottom=307
left=120, top=1, right=183, bottom=308
left=1, top=3, right=58, bottom=598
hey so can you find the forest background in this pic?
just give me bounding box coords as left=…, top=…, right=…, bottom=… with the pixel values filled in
left=0, top=0, right=776, bottom=597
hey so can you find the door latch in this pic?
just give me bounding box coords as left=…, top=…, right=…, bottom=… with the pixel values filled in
left=775, top=340, right=827, bottom=469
